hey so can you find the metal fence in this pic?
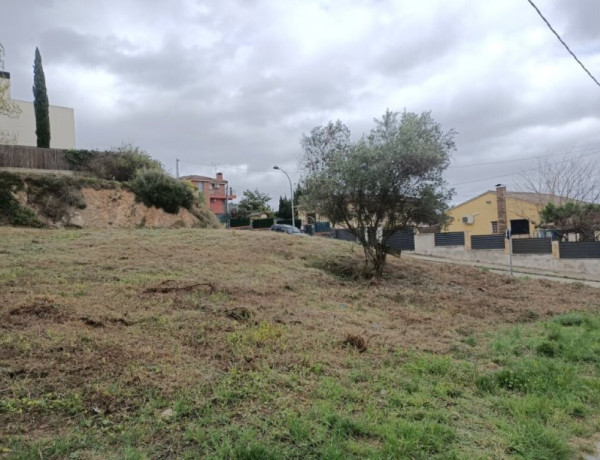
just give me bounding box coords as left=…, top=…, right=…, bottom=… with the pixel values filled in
left=434, top=232, right=465, bottom=246
left=512, top=238, right=552, bottom=255
left=0, top=145, right=72, bottom=170
left=335, top=229, right=356, bottom=242
left=471, top=234, right=505, bottom=250
left=559, top=241, right=600, bottom=259
left=386, top=230, right=415, bottom=251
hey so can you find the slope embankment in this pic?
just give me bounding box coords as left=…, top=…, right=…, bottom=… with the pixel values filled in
left=0, top=170, right=220, bottom=228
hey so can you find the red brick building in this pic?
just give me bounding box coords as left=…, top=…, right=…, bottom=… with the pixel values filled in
left=180, top=173, right=236, bottom=215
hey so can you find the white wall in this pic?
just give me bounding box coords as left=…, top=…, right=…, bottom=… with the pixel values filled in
left=0, top=76, right=75, bottom=149
left=1, top=100, right=76, bottom=149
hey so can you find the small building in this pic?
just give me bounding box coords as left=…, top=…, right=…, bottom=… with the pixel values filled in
left=180, top=173, right=236, bottom=217
left=0, top=71, right=76, bottom=149
left=447, top=185, right=568, bottom=237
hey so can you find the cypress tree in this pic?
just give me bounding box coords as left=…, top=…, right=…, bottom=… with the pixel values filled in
left=33, top=47, right=50, bottom=148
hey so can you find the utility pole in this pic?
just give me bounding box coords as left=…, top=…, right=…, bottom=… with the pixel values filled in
left=175, top=158, right=179, bottom=179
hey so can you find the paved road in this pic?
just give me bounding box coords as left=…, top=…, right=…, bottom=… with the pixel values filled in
left=404, top=253, right=600, bottom=289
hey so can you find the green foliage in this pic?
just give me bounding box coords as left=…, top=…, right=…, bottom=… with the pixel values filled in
left=33, top=47, right=50, bottom=148
left=63, top=149, right=98, bottom=171
left=88, top=144, right=163, bottom=181
left=230, top=217, right=251, bottom=228
left=540, top=201, right=600, bottom=241
left=507, top=421, right=570, bottom=460
left=25, top=174, right=87, bottom=220
left=251, top=217, right=274, bottom=229
left=63, top=145, right=163, bottom=181
left=236, top=189, right=271, bottom=217
left=0, top=172, right=45, bottom=227
left=129, top=169, right=194, bottom=214
left=300, top=110, right=455, bottom=277
left=276, top=196, right=293, bottom=219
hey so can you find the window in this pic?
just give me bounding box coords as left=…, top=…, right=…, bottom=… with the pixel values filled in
left=510, top=219, right=530, bottom=235
left=491, top=221, right=498, bottom=233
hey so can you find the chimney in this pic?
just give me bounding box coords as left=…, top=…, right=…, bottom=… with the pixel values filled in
left=216, top=172, right=223, bottom=181
left=496, top=184, right=507, bottom=233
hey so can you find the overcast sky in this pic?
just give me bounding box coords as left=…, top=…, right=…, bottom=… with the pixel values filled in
left=2, top=0, right=599, bottom=206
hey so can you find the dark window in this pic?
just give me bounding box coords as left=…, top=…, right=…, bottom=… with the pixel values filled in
left=491, top=221, right=498, bottom=233
left=510, top=219, right=530, bottom=235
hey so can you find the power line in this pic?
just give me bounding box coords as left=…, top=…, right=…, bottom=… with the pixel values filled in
left=450, top=145, right=600, bottom=169
left=526, top=0, right=600, bottom=88
left=449, top=149, right=600, bottom=186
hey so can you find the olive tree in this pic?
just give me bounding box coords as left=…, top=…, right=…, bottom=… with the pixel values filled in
left=301, top=110, right=455, bottom=278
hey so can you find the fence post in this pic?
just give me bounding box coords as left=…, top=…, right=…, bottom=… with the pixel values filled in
left=464, top=232, right=472, bottom=251
left=551, top=240, right=560, bottom=259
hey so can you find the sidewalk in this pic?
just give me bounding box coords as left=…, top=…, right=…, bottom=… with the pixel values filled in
left=405, top=253, right=600, bottom=288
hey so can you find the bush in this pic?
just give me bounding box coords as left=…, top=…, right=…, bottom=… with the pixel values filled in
left=90, top=145, right=163, bottom=182
left=66, top=144, right=163, bottom=182
left=130, top=169, right=194, bottom=214
left=0, top=172, right=46, bottom=227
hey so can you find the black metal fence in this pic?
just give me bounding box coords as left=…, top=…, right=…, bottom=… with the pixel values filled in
left=335, top=229, right=356, bottom=242
left=471, top=234, right=505, bottom=250
left=333, top=228, right=415, bottom=251
left=512, top=238, right=552, bottom=255
left=434, top=232, right=465, bottom=246
left=559, top=241, right=600, bottom=259
left=386, top=230, right=415, bottom=251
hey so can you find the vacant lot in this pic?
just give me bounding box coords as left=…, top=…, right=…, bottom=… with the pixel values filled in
left=1, top=228, right=600, bottom=459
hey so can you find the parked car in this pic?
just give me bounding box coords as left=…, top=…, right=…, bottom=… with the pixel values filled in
left=270, top=224, right=310, bottom=236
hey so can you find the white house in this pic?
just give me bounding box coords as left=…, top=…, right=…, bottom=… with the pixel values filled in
left=0, top=71, right=75, bottom=149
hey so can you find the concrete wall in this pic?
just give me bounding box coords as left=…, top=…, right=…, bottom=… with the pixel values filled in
left=414, top=233, right=600, bottom=280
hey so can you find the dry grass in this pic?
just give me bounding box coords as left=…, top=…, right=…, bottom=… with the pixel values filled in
left=1, top=227, right=599, bottom=458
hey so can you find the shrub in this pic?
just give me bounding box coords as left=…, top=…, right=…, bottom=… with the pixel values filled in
left=67, top=144, right=163, bottom=181
left=130, top=169, right=194, bottom=214
left=63, top=149, right=98, bottom=171
left=0, top=172, right=45, bottom=227
left=91, top=145, right=163, bottom=182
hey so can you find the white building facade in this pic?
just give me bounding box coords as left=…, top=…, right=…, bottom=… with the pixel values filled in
left=0, top=71, right=76, bottom=149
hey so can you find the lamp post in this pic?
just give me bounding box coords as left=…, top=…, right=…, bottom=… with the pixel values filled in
left=273, top=165, right=295, bottom=229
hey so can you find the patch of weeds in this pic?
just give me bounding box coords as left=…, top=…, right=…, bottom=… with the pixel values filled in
left=381, top=419, right=457, bottom=459
left=477, top=358, right=577, bottom=394
left=233, top=441, right=280, bottom=460
left=506, top=420, right=570, bottom=459
left=462, top=335, right=477, bottom=347
left=0, top=392, right=84, bottom=416
left=227, top=321, right=284, bottom=352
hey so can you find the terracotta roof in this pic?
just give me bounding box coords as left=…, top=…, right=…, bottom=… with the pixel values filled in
left=180, top=175, right=226, bottom=183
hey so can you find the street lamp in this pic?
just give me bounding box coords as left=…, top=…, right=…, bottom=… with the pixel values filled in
left=273, top=165, right=295, bottom=229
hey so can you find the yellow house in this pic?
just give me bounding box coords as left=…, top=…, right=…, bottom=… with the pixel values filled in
left=447, top=186, right=568, bottom=236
